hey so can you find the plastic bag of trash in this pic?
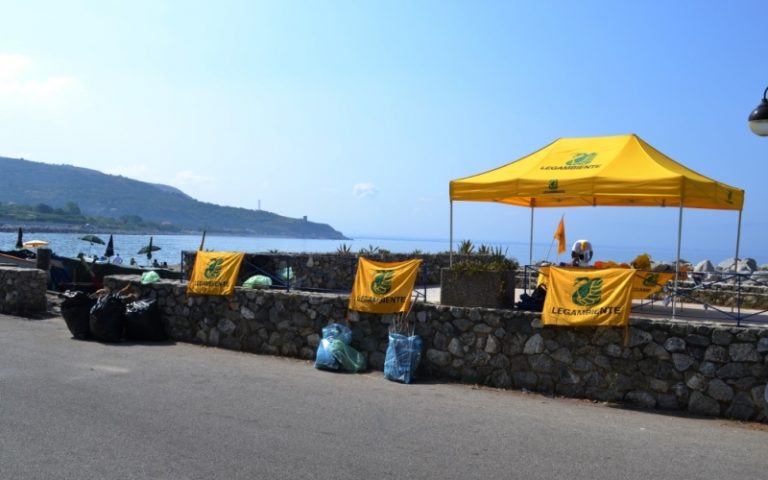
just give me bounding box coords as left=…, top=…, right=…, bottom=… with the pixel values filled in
left=328, top=340, right=367, bottom=373
left=60, top=290, right=95, bottom=340
left=314, top=323, right=353, bottom=370
left=243, top=275, right=272, bottom=288
left=384, top=333, right=423, bottom=384
left=277, top=267, right=295, bottom=283
left=124, top=298, right=167, bottom=341
left=89, top=293, right=126, bottom=343
left=141, top=271, right=161, bottom=285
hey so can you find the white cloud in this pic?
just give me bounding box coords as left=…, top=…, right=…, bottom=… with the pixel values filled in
left=0, top=53, right=31, bottom=80
left=353, top=182, right=378, bottom=198
left=0, top=53, right=78, bottom=102
left=172, top=170, right=218, bottom=190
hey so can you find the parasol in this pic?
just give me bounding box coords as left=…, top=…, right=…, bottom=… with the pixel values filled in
left=79, top=234, right=105, bottom=245
left=138, top=236, right=161, bottom=260
left=15, top=227, right=23, bottom=249
left=23, top=240, right=49, bottom=248
left=104, top=234, right=114, bottom=258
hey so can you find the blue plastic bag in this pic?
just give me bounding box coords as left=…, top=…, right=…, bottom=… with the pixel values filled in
left=384, top=333, right=422, bottom=384
left=314, top=323, right=353, bottom=370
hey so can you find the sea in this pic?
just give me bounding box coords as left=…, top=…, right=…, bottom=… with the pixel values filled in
left=0, top=231, right=756, bottom=267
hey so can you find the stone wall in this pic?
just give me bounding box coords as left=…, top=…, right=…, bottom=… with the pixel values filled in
left=682, top=282, right=768, bottom=309
left=181, top=252, right=498, bottom=290
left=181, top=252, right=768, bottom=311
left=104, top=275, right=768, bottom=422
left=0, top=266, right=47, bottom=315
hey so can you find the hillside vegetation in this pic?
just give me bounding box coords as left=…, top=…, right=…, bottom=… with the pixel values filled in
left=0, top=156, right=347, bottom=239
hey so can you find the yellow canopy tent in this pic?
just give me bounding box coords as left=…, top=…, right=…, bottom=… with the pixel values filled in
left=449, top=134, right=745, bottom=314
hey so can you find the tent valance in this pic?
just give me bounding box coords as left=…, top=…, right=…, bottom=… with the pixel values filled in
left=450, top=134, right=743, bottom=210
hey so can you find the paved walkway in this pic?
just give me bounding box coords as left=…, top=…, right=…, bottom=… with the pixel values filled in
left=1, top=312, right=766, bottom=480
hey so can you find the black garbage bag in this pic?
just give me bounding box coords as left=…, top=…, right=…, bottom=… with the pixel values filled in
left=89, top=294, right=126, bottom=343
left=60, top=290, right=95, bottom=340
left=516, top=285, right=547, bottom=312
left=124, top=298, right=167, bottom=341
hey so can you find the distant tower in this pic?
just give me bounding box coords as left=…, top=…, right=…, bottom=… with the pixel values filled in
left=303, top=216, right=308, bottom=222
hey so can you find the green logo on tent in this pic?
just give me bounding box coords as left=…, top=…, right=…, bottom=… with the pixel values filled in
left=572, top=277, right=603, bottom=306
left=565, top=152, right=597, bottom=166
left=642, top=273, right=660, bottom=287
left=204, top=258, right=224, bottom=279
left=371, top=269, right=394, bottom=295
left=548, top=179, right=559, bottom=190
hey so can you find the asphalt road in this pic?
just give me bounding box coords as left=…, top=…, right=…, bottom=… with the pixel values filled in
left=1, top=313, right=766, bottom=480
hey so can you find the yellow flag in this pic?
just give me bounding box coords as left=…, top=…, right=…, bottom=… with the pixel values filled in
left=538, top=266, right=674, bottom=300
left=554, top=216, right=566, bottom=255
left=632, top=271, right=675, bottom=299
left=542, top=266, right=634, bottom=327
left=187, top=251, right=245, bottom=296
left=348, top=257, right=422, bottom=314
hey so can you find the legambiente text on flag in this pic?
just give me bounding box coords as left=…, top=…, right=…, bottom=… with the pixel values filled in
left=348, top=257, right=422, bottom=314
left=187, top=251, right=245, bottom=296
left=554, top=215, right=566, bottom=255
left=542, top=266, right=634, bottom=327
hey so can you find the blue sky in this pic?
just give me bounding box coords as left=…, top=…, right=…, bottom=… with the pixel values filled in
left=1, top=1, right=766, bottom=262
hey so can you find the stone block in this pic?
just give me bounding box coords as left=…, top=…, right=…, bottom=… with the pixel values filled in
left=528, top=354, right=555, bottom=373
left=625, top=390, right=657, bottom=409
left=523, top=334, right=544, bottom=355
left=688, top=391, right=721, bottom=417
left=426, top=348, right=451, bottom=367
left=712, top=330, right=733, bottom=346
left=671, top=353, right=695, bottom=372
left=685, top=333, right=710, bottom=347
left=707, top=379, right=734, bottom=402
left=729, top=343, right=761, bottom=362
left=664, top=337, right=686, bottom=353
left=704, top=345, right=728, bottom=363
left=725, top=393, right=756, bottom=421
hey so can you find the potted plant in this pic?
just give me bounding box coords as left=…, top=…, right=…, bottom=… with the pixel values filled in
left=440, top=245, right=518, bottom=308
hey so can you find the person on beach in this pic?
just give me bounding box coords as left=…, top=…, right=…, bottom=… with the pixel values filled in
left=112, top=253, right=123, bottom=265
left=570, top=239, right=593, bottom=267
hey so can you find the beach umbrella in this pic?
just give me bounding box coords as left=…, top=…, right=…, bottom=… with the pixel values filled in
left=104, top=235, right=114, bottom=258
left=138, top=236, right=160, bottom=260
left=79, top=234, right=105, bottom=245
left=15, top=227, right=23, bottom=249
left=23, top=239, right=49, bottom=248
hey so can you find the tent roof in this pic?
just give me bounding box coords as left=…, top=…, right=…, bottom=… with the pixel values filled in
left=450, top=134, right=744, bottom=210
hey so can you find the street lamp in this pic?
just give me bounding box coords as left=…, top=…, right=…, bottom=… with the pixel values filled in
left=748, top=86, right=768, bottom=136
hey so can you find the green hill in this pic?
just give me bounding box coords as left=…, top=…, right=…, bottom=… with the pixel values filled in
left=0, top=156, right=347, bottom=239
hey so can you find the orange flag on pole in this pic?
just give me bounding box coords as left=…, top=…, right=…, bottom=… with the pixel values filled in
left=554, top=216, right=566, bottom=255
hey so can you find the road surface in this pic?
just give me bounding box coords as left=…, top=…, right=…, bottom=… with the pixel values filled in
left=1, top=313, right=766, bottom=480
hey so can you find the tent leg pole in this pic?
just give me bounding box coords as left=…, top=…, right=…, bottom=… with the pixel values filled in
left=735, top=209, right=743, bottom=326
left=449, top=201, right=454, bottom=267
left=529, top=206, right=534, bottom=267
left=528, top=206, right=534, bottom=293
left=673, top=205, right=683, bottom=319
